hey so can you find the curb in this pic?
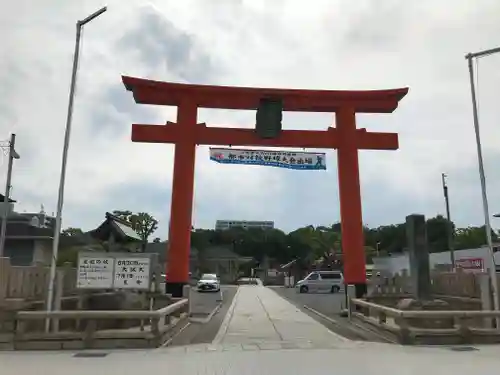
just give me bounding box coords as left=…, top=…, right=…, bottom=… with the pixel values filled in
left=160, top=318, right=191, bottom=348
left=302, top=305, right=351, bottom=342
left=347, top=318, right=398, bottom=344
left=303, top=305, right=397, bottom=344
left=212, top=287, right=240, bottom=345
left=189, top=302, right=223, bottom=324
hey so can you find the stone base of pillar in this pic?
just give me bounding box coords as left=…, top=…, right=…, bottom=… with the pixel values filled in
left=354, top=283, right=367, bottom=299
left=166, top=282, right=186, bottom=298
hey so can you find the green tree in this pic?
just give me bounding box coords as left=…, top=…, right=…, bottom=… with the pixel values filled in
left=187, top=214, right=499, bottom=271
left=112, top=210, right=158, bottom=245
left=426, top=215, right=454, bottom=253
left=130, top=212, right=158, bottom=244
left=455, top=226, right=498, bottom=250
left=371, top=224, right=406, bottom=255
left=61, top=227, right=84, bottom=237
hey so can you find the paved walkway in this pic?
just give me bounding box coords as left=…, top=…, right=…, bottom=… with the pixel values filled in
left=213, top=285, right=352, bottom=347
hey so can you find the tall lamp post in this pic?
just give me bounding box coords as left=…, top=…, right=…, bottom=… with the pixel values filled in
left=0, top=134, right=20, bottom=258
left=45, top=6, right=108, bottom=332
left=466, top=46, right=500, bottom=319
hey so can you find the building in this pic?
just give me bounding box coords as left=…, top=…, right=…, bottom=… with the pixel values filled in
left=373, top=245, right=500, bottom=276
left=0, top=195, right=54, bottom=266
left=0, top=194, right=143, bottom=266
left=86, top=212, right=143, bottom=252
left=215, top=220, right=274, bottom=231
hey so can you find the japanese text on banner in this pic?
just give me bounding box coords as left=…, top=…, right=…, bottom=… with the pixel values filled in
left=209, top=148, right=326, bottom=170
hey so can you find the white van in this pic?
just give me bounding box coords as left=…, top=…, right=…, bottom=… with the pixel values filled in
left=295, top=270, right=344, bottom=294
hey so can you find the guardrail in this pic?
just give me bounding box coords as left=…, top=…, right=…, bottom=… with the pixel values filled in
left=349, top=298, right=500, bottom=345
left=12, top=298, right=189, bottom=349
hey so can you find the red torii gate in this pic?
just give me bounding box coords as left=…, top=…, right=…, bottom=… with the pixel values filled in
left=123, top=76, right=408, bottom=297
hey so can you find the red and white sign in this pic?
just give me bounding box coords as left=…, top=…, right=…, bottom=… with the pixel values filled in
left=455, top=257, right=484, bottom=272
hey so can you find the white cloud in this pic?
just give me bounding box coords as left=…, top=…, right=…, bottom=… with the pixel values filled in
left=1, top=0, right=500, bottom=240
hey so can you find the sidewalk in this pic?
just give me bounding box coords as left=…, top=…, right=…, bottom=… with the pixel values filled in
left=213, top=285, right=352, bottom=347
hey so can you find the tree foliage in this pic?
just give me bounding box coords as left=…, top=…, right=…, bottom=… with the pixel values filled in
left=61, top=227, right=84, bottom=237
left=61, top=211, right=499, bottom=267
left=190, top=215, right=500, bottom=267
left=112, top=210, right=158, bottom=243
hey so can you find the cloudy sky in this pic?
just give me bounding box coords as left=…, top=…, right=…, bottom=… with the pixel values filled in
left=1, top=0, right=500, bottom=239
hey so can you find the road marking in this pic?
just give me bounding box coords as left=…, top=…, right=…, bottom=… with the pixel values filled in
left=189, top=302, right=223, bottom=323
left=212, top=287, right=240, bottom=345
left=160, top=321, right=191, bottom=348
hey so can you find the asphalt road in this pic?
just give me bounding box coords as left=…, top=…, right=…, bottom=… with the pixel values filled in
left=271, top=286, right=347, bottom=317
left=167, top=285, right=238, bottom=347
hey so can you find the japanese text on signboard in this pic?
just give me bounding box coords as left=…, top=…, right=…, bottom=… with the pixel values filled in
left=77, top=256, right=114, bottom=289
left=114, top=258, right=151, bottom=288
left=455, top=258, right=484, bottom=271
left=76, top=253, right=152, bottom=290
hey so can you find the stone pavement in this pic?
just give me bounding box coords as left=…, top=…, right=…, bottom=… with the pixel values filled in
left=213, top=284, right=352, bottom=347
left=3, top=341, right=500, bottom=374
left=3, top=287, right=500, bottom=374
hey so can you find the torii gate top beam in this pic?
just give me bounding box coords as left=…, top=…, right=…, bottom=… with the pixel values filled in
left=122, top=76, right=409, bottom=113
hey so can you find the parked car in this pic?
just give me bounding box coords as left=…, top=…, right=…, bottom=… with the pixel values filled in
left=197, top=273, right=220, bottom=292
left=295, top=270, right=344, bottom=294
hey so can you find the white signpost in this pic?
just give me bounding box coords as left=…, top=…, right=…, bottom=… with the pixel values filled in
left=76, top=252, right=153, bottom=291
left=77, top=254, right=114, bottom=289
left=114, top=257, right=151, bottom=289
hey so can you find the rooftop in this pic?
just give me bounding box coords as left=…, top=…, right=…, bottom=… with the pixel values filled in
left=123, top=75, right=409, bottom=113
left=0, top=193, right=16, bottom=203
left=88, top=212, right=142, bottom=243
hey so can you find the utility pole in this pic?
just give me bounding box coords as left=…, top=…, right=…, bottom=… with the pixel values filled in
left=441, top=173, right=455, bottom=270
left=466, top=46, right=500, bottom=322
left=0, top=134, right=20, bottom=258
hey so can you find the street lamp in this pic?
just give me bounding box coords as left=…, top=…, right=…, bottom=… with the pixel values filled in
left=0, top=134, right=20, bottom=258
left=45, top=6, right=108, bottom=332
left=466, top=45, right=500, bottom=319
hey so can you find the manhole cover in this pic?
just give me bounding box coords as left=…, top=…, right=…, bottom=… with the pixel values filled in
left=73, top=352, right=109, bottom=358
left=449, top=346, right=478, bottom=352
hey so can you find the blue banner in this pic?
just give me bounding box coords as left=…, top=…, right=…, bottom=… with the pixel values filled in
left=209, top=148, right=326, bottom=170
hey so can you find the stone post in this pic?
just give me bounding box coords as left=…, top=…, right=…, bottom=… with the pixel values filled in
left=479, top=273, right=494, bottom=328
left=395, top=214, right=453, bottom=332
left=406, top=214, right=431, bottom=300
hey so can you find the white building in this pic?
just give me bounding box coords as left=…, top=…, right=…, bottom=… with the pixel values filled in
left=373, top=245, right=500, bottom=276
left=215, top=220, right=274, bottom=231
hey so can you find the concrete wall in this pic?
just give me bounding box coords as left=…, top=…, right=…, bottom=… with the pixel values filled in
left=4, top=239, right=34, bottom=266
left=3, top=239, right=51, bottom=266
left=32, top=240, right=51, bottom=265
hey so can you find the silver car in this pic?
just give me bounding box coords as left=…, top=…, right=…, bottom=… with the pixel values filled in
left=295, top=270, right=344, bottom=294
left=197, top=273, right=220, bottom=292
